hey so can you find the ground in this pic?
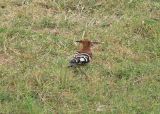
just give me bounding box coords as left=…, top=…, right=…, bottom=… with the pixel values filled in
left=0, top=0, right=160, bottom=114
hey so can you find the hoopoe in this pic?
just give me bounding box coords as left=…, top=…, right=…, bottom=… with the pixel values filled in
left=68, top=39, right=101, bottom=67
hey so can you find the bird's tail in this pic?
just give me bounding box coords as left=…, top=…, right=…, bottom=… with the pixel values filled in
left=68, top=59, right=78, bottom=67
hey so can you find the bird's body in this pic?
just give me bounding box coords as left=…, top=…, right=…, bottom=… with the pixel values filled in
left=69, top=52, right=91, bottom=67
left=68, top=39, right=93, bottom=67
left=68, top=39, right=102, bottom=67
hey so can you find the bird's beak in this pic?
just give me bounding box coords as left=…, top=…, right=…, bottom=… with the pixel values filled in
left=75, top=40, right=82, bottom=43
left=91, top=41, right=104, bottom=44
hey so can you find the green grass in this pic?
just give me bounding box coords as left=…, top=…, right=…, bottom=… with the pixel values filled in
left=0, top=0, right=160, bottom=114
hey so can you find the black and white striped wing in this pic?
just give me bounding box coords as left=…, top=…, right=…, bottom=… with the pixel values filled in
left=69, top=52, right=91, bottom=67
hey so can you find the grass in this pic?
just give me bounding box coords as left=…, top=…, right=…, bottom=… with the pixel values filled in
left=0, top=0, right=160, bottom=113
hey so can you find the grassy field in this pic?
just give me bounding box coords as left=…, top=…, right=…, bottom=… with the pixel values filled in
left=0, top=0, right=160, bottom=114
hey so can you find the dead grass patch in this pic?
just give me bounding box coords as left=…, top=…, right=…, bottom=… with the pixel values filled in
left=0, top=53, right=12, bottom=65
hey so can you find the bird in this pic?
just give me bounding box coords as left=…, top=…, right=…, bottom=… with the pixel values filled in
left=68, top=39, right=101, bottom=67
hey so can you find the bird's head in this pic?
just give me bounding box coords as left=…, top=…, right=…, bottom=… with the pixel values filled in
left=76, top=39, right=102, bottom=48
left=76, top=39, right=93, bottom=48
left=75, top=39, right=103, bottom=54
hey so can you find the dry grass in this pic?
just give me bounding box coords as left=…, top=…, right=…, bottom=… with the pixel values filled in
left=0, top=0, right=160, bottom=114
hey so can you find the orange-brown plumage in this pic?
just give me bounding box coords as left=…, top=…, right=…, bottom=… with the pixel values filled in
left=76, top=39, right=93, bottom=58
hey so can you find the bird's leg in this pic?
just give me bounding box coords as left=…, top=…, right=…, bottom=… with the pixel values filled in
left=77, top=67, right=89, bottom=81
left=71, top=67, right=79, bottom=76
left=69, top=66, right=89, bottom=81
